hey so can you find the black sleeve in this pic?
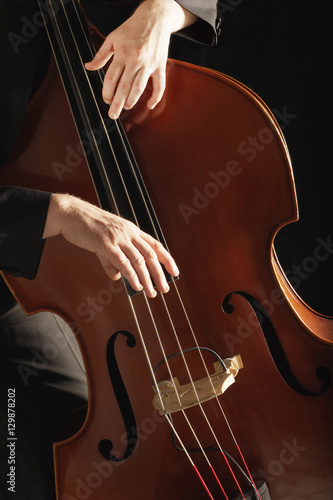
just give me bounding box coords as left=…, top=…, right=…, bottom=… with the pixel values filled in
left=0, top=1, right=52, bottom=280
left=174, top=0, right=220, bottom=46
left=0, top=187, right=51, bottom=279
left=80, top=0, right=220, bottom=46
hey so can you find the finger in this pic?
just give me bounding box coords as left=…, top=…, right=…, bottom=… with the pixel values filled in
left=120, top=243, right=158, bottom=298
left=124, top=68, right=150, bottom=110
left=142, top=246, right=170, bottom=294
left=134, top=237, right=179, bottom=295
left=108, top=66, right=139, bottom=119
left=111, top=244, right=162, bottom=298
left=103, top=61, right=125, bottom=106
left=100, top=246, right=144, bottom=294
left=147, top=68, right=166, bottom=110
left=85, top=36, right=114, bottom=71
left=98, top=256, right=122, bottom=281
left=140, top=233, right=179, bottom=278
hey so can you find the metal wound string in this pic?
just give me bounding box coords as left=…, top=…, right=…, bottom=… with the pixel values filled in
left=40, top=1, right=261, bottom=498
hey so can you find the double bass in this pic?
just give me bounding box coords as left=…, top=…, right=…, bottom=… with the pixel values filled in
left=1, top=0, right=332, bottom=498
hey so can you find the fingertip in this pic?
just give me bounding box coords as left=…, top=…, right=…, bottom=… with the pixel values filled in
left=109, top=270, right=122, bottom=281
left=147, top=98, right=159, bottom=110
left=85, top=60, right=100, bottom=71
left=163, top=257, right=179, bottom=278
left=147, top=89, right=164, bottom=110
left=85, top=49, right=112, bottom=71
left=148, top=76, right=165, bottom=110
left=109, top=110, right=119, bottom=120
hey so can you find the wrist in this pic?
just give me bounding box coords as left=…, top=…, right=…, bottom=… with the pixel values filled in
left=43, top=193, right=72, bottom=239
left=136, top=0, right=197, bottom=35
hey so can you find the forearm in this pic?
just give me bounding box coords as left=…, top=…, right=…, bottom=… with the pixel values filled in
left=136, top=0, right=198, bottom=34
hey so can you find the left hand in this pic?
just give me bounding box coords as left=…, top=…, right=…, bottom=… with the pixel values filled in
left=43, top=194, right=179, bottom=298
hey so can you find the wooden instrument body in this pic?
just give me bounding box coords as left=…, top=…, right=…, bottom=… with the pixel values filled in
left=1, top=55, right=333, bottom=499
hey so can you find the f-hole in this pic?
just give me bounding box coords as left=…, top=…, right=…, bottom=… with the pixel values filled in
left=99, top=330, right=138, bottom=462
left=222, top=291, right=331, bottom=396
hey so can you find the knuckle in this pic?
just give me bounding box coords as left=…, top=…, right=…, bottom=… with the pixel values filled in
left=118, top=81, right=131, bottom=92
left=103, top=228, right=118, bottom=247
left=150, top=239, right=163, bottom=252
left=120, top=258, right=131, bottom=270
left=104, top=73, right=117, bottom=85
left=134, top=254, right=146, bottom=267
left=146, top=248, right=157, bottom=261
left=132, top=82, right=146, bottom=95
left=117, top=255, right=131, bottom=269
left=109, top=269, right=120, bottom=280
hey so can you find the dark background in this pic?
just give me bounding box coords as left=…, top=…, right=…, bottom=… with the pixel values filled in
left=170, top=0, right=333, bottom=316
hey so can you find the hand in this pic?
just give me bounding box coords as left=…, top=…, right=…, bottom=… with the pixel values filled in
left=43, top=194, right=179, bottom=298
left=85, top=0, right=197, bottom=119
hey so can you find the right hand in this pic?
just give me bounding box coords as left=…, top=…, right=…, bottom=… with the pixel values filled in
left=85, top=0, right=197, bottom=120
left=43, top=193, right=179, bottom=298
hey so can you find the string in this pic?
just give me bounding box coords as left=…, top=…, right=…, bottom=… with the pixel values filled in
left=41, top=2, right=248, bottom=498
left=44, top=2, right=256, bottom=497
left=52, top=4, right=251, bottom=497
left=39, top=5, right=218, bottom=498
left=40, top=1, right=262, bottom=498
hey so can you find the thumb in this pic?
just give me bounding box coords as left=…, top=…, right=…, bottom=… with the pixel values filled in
left=85, top=36, right=114, bottom=70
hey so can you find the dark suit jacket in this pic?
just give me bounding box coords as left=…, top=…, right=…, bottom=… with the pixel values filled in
left=0, top=0, right=220, bottom=286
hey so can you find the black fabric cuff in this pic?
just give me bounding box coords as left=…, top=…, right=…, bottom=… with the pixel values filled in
left=174, top=0, right=220, bottom=46
left=0, top=187, right=51, bottom=280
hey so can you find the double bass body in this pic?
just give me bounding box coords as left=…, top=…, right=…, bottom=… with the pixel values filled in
left=1, top=13, right=333, bottom=500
